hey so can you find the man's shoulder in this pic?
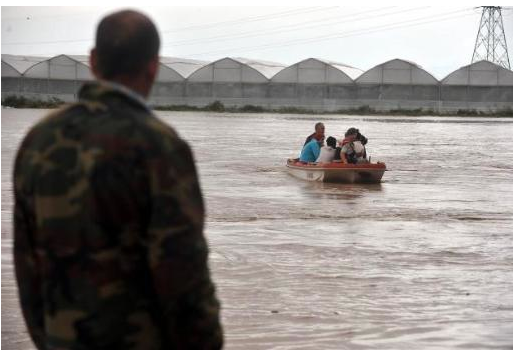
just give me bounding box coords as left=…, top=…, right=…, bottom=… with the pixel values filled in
left=105, top=106, right=187, bottom=156
left=34, top=102, right=84, bottom=126
left=27, top=97, right=119, bottom=133
left=21, top=101, right=185, bottom=155
left=141, top=113, right=178, bottom=138
left=138, top=113, right=189, bottom=153
left=307, top=138, right=320, bottom=147
left=304, top=133, right=315, bottom=142
left=19, top=103, right=86, bottom=148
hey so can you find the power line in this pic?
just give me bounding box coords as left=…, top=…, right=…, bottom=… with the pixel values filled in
left=1, top=7, right=335, bottom=46
left=164, top=7, right=428, bottom=47
left=299, top=11, right=477, bottom=48
left=2, top=37, right=94, bottom=46
left=160, top=7, right=337, bottom=34
left=184, top=8, right=476, bottom=58
left=1, top=8, right=105, bottom=21
left=188, top=9, right=475, bottom=57
left=164, top=7, right=394, bottom=46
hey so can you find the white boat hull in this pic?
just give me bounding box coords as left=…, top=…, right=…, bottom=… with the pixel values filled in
left=286, top=159, right=386, bottom=184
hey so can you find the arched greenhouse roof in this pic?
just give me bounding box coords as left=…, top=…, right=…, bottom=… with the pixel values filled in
left=1, top=54, right=48, bottom=75
left=187, top=57, right=274, bottom=83
left=231, top=57, right=286, bottom=79
left=67, top=55, right=91, bottom=67
left=2, top=60, right=21, bottom=77
left=156, top=63, right=186, bottom=82
left=23, top=54, right=93, bottom=80
left=356, top=58, right=438, bottom=85
left=159, top=57, right=209, bottom=79
left=270, top=58, right=362, bottom=84
left=441, top=60, right=513, bottom=86
left=315, top=58, right=363, bottom=80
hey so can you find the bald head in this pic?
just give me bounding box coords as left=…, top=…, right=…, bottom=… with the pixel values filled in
left=93, top=10, right=160, bottom=80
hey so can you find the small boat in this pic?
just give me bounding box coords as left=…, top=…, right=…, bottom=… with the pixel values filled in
left=286, top=159, right=386, bottom=183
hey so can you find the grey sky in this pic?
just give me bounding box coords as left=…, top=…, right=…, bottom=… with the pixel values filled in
left=2, top=6, right=513, bottom=79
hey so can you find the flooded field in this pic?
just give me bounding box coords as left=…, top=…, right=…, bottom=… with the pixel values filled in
left=2, top=109, right=513, bottom=349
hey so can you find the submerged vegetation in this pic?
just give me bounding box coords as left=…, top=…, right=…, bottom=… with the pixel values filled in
left=2, top=95, right=65, bottom=109
left=155, top=101, right=513, bottom=117
left=2, top=95, right=512, bottom=117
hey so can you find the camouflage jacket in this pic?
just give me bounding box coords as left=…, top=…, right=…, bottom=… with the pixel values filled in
left=13, top=81, right=223, bottom=349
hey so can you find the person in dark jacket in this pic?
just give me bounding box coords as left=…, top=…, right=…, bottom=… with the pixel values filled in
left=13, top=9, right=223, bottom=350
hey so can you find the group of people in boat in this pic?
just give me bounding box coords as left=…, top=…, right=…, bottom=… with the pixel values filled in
left=299, top=122, right=369, bottom=164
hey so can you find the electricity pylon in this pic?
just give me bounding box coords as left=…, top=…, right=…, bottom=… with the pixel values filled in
left=471, top=6, right=510, bottom=70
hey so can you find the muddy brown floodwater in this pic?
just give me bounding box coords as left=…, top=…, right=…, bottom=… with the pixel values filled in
left=2, top=109, right=513, bottom=349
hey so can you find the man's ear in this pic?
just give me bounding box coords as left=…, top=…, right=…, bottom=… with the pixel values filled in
left=147, top=56, right=159, bottom=82
left=90, top=48, right=101, bottom=79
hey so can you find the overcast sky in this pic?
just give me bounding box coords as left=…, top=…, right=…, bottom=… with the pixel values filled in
left=2, top=5, right=513, bottom=79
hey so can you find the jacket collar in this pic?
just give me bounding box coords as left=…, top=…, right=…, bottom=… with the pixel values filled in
left=78, top=80, right=151, bottom=113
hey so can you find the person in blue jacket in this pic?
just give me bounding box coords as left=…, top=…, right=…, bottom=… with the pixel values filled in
left=299, top=133, right=323, bottom=162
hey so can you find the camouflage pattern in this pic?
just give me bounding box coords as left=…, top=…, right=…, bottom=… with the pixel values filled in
left=13, top=81, right=223, bottom=349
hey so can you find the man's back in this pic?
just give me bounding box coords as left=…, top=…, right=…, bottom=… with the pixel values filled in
left=299, top=139, right=321, bottom=163
left=304, top=132, right=315, bottom=147
left=13, top=82, right=223, bottom=349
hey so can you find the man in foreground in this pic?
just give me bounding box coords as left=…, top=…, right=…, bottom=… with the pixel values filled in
left=13, top=9, right=223, bottom=349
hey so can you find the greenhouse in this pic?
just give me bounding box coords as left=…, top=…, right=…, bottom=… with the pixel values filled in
left=355, top=59, right=440, bottom=109
left=185, top=57, right=285, bottom=101
left=2, top=59, right=22, bottom=77
left=151, top=57, right=208, bottom=104
left=2, top=54, right=512, bottom=112
left=1, top=54, right=48, bottom=76
left=270, top=58, right=363, bottom=100
left=2, top=54, right=49, bottom=95
left=3, top=55, right=92, bottom=101
left=440, top=60, right=513, bottom=110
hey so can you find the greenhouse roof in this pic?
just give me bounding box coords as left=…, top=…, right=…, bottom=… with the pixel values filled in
left=356, top=58, right=438, bottom=85
left=159, top=57, right=209, bottom=78
left=442, top=60, right=513, bottom=86
left=314, top=58, right=364, bottom=80
left=1, top=54, right=48, bottom=74
left=231, top=57, right=287, bottom=79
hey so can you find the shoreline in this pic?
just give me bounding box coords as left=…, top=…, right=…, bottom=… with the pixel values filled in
left=2, top=97, right=512, bottom=117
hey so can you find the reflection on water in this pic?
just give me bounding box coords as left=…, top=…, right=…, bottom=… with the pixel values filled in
left=301, top=182, right=384, bottom=200
left=2, top=109, right=513, bottom=350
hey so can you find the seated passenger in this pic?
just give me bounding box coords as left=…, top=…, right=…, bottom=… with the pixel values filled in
left=299, top=134, right=323, bottom=163
left=315, top=136, right=337, bottom=163
left=354, top=128, right=368, bottom=159
left=340, top=127, right=368, bottom=164
left=304, top=122, right=325, bottom=147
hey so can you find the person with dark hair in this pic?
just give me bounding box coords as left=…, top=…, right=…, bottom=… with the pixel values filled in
left=315, top=136, right=338, bottom=163
left=340, top=127, right=368, bottom=164
left=304, top=122, right=325, bottom=147
left=13, top=9, right=223, bottom=350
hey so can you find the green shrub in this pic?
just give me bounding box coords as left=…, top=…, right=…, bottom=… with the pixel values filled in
left=356, top=105, right=373, bottom=114
left=239, top=105, right=265, bottom=113
left=154, top=104, right=199, bottom=111
left=205, top=100, right=225, bottom=112
left=273, top=106, right=316, bottom=114
left=495, top=108, right=513, bottom=117
left=456, top=109, right=479, bottom=116
left=1, top=95, right=64, bottom=108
